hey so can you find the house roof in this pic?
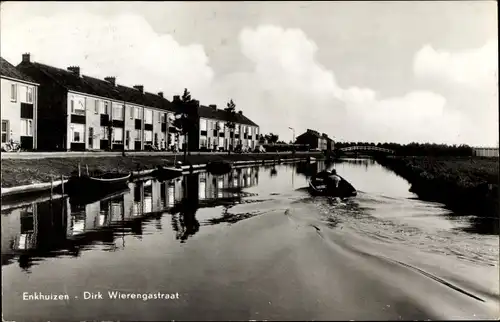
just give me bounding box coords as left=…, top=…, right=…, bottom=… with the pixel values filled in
left=297, top=129, right=321, bottom=138
left=16, top=59, right=259, bottom=126
left=0, top=57, right=37, bottom=84
left=17, top=61, right=174, bottom=112
left=322, top=133, right=333, bottom=142
left=198, top=105, right=259, bottom=127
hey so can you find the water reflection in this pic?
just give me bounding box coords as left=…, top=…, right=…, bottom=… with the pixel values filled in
left=1, top=166, right=260, bottom=269
left=1, top=159, right=495, bottom=274
left=296, top=161, right=327, bottom=178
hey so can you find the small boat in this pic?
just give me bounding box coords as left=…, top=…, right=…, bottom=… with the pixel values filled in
left=64, top=171, right=131, bottom=197
left=206, top=160, right=232, bottom=175
left=152, top=165, right=183, bottom=180
left=68, top=186, right=130, bottom=206
left=308, top=170, right=357, bottom=198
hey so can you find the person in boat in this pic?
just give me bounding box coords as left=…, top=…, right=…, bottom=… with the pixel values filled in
left=326, top=169, right=342, bottom=188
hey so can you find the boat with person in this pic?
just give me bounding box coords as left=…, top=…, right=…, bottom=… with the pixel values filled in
left=308, top=169, right=357, bottom=198
left=206, top=160, right=233, bottom=175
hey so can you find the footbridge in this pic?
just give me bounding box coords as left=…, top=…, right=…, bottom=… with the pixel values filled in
left=339, top=146, right=395, bottom=154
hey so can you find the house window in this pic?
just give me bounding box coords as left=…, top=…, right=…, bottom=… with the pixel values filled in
left=129, top=106, right=134, bottom=119
left=144, top=109, right=153, bottom=124
left=70, top=124, right=85, bottom=142
left=200, top=137, right=207, bottom=148
left=26, top=87, right=33, bottom=103
left=235, top=125, right=240, bottom=134
left=100, top=126, right=108, bottom=139
left=113, top=104, right=124, bottom=120
left=113, top=127, right=123, bottom=143
left=94, top=100, right=100, bottom=114
left=134, top=107, right=141, bottom=119
left=161, top=113, right=166, bottom=123
left=10, top=84, right=17, bottom=102
left=200, top=119, right=207, bottom=131
left=101, top=101, right=109, bottom=115
left=256, top=127, right=259, bottom=136
left=1, top=120, right=9, bottom=143
left=144, top=130, right=152, bottom=142
left=134, top=130, right=141, bottom=141
left=21, top=119, right=33, bottom=136
left=71, top=97, right=85, bottom=115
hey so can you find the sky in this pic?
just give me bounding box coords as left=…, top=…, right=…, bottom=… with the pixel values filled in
left=1, top=1, right=498, bottom=146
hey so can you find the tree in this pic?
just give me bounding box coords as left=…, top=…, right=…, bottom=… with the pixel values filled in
left=266, top=133, right=279, bottom=144
left=224, top=99, right=237, bottom=155
left=173, top=88, right=196, bottom=162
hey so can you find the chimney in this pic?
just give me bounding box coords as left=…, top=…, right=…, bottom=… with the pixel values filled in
left=238, top=110, right=243, bottom=115
left=158, top=92, right=164, bottom=98
left=104, top=77, right=116, bottom=86
left=173, top=95, right=181, bottom=102
left=67, top=66, right=80, bottom=77
left=22, top=53, right=30, bottom=63
left=209, top=104, right=217, bottom=110
left=134, top=85, right=144, bottom=93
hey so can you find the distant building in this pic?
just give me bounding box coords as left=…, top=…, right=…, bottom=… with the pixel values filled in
left=473, top=147, right=499, bottom=158
left=17, top=54, right=176, bottom=151
left=322, top=133, right=334, bottom=151
left=1, top=56, right=39, bottom=150
left=295, top=129, right=332, bottom=151
left=197, top=105, right=260, bottom=151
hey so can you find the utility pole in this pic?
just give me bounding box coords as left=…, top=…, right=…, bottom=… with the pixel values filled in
left=288, top=127, right=295, bottom=155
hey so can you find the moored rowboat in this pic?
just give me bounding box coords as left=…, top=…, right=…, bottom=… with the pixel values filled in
left=206, top=160, right=233, bottom=175
left=152, top=166, right=184, bottom=180
left=64, top=172, right=131, bottom=197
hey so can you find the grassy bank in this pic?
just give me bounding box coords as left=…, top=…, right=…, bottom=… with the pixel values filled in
left=376, top=156, right=499, bottom=217
left=1, top=152, right=323, bottom=188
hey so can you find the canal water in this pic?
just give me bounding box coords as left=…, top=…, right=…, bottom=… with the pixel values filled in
left=2, top=159, right=498, bottom=321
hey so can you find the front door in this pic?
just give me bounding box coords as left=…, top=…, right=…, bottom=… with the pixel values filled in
left=88, top=127, right=93, bottom=149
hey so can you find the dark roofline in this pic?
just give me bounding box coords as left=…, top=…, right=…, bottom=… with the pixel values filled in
left=0, top=74, right=39, bottom=86
left=198, top=105, right=259, bottom=127
left=0, top=57, right=38, bottom=85
left=19, top=60, right=174, bottom=112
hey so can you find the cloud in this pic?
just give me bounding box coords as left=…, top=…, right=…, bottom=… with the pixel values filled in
left=412, top=40, right=498, bottom=146
left=413, top=40, right=498, bottom=91
left=0, top=10, right=215, bottom=99
left=1, top=8, right=496, bottom=146
left=217, top=25, right=467, bottom=144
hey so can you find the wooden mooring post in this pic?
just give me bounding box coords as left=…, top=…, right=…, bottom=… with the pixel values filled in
left=86, top=164, right=89, bottom=176
left=50, top=176, right=54, bottom=199
left=61, top=174, right=65, bottom=195
left=78, top=163, right=81, bottom=177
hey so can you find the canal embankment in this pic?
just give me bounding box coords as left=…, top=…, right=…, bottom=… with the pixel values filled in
left=1, top=152, right=323, bottom=196
left=375, top=156, right=499, bottom=217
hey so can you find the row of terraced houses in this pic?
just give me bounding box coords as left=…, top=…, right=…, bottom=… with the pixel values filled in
left=1, top=54, right=260, bottom=152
